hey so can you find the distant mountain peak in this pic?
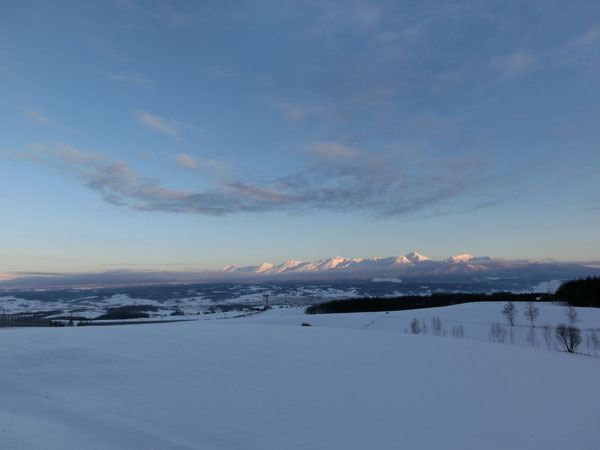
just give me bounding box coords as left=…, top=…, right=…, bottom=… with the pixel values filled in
left=255, top=263, right=274, bottom=273
left=445, top=254, right=492, bottom=264
left=218, top=252, right=516, bottom=279
left=405, top=251, right=431, bottom=262
left=447, top=254, right=475, bottom=263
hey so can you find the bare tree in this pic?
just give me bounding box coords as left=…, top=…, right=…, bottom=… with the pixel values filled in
left=421, top=319, right=428, bottom=335
left=541, top=323, right=553, bottom=350
left=502, top=301, right=517, bottom=327
left=566, top=306, right=579, bottom=326
left=555, top=323, right=581, bottom=353
left=452, top=324, right=465, bottom=339
left=523, top=302, right=540, bottom=327
left=410, top=317, right=421, bottom=334
left=431, top=317, right=444, bottom=336
left=489, top=323, right=508, bottom=344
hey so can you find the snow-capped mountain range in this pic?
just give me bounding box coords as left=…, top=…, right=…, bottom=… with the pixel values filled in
left=219, top=252, right=593, bottom=280
left=223, top=252, right=435, bottom=275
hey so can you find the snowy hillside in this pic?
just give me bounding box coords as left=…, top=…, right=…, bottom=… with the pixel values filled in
left=1, top=302, right=599, bottom=450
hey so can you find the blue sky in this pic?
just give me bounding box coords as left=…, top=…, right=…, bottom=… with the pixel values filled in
left=1, top=0, right=599, bottom=275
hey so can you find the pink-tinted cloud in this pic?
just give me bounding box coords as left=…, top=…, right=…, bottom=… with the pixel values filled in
left=134, top=111, right=182, bottom=141
left=27, top=111, right=72, bottom=131
left=21, top=142, right=495, bottom=217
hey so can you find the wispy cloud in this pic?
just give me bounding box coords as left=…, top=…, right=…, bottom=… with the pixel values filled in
left=20, top=142, right=496, bottom=218
left=265, top=99, right=335, bottom=125
left=108, top=72, right=154, bottom=90
left=175, top=153, right=226, bottom=175
left=134, top=111, right=182, bottom=141
left=0, top=269, right=216, bottom=289
left=556, top=24, right=600, bottom=67
left=175, top=153, right=197, bottom=169
left=490, top=51, right=536, bottom=79
left=269, top=100, right=309, bottom=123
left=573, top=25, right=600, bottom=47
left=307, top=142, right=361, bottom=159
left=27, top=111, right=72, bottom=132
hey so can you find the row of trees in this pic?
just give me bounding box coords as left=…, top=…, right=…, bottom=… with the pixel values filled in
left=495, top=301, right=597, bottom=354
left=306, top=292, right=543, bottom=314
left=0, top=314, right=64, bottom=328
left=402, top=301, right=597, bottom=355
left=407, top=316, right=465, bottom=339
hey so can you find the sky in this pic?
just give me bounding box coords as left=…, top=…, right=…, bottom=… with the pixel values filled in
left=1, top=0, right=600, bottom=278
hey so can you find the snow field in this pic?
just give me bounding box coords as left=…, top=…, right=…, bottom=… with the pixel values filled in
left=1, top=302, right=599, bottom=450
left=241, top=302, right=600, bottom=350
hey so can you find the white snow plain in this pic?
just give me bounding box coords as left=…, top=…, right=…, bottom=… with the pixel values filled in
left=1, top=302, right=599, bottom=450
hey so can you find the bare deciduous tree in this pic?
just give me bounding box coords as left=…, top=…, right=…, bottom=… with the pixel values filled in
left=555, top=323, right=581, bottom=353
left=410, top=317, right=421, bottom=334
left=452, top=324, right=465, bottom=338
left=431, top=317, right=444, bottom=336
left=523, top=302, right=540, bottom=327
left=421, top=319, right=428, bottom=335
left=502, top=301, right=517, bottom=327
left=489, top=323, right=507, bottom=344
left=566, top=306, right=579, bottom=326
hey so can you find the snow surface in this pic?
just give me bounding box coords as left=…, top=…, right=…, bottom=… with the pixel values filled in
left=243, top=302, right=600, bottom=349
left=1, top=303, right=599, bottom=450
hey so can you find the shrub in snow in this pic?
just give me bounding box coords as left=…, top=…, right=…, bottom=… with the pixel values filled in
left=301, top=322, right=312, bottom=327
left=489, top=323, right=508, bottom=344
left=410, top=318, right=421, bottom=334
left=589, top=330, right=600, bottom=356
left=431, top=317, right=444, bottom=336
left=452, top=325, right=465, bottom=339
left=555, top=324, right=581, bottom=353
left=585, top=331, right=599, bottom=356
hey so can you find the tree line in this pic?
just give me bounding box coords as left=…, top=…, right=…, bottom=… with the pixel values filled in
left=554, top=277, right=600, bottom=308
left=305, top=292, right=544, bottom=315
left=305, top=277, right=600, bottom=315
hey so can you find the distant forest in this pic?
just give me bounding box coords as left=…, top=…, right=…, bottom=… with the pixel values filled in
left=305, top=292, right=545, bottom=314
left=554, top=277, right=600, bottom=308
left=305, top=278, right=600, bottom=314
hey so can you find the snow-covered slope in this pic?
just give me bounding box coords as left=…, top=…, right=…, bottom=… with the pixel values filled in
left=1, top=304, right=599, bottom=450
